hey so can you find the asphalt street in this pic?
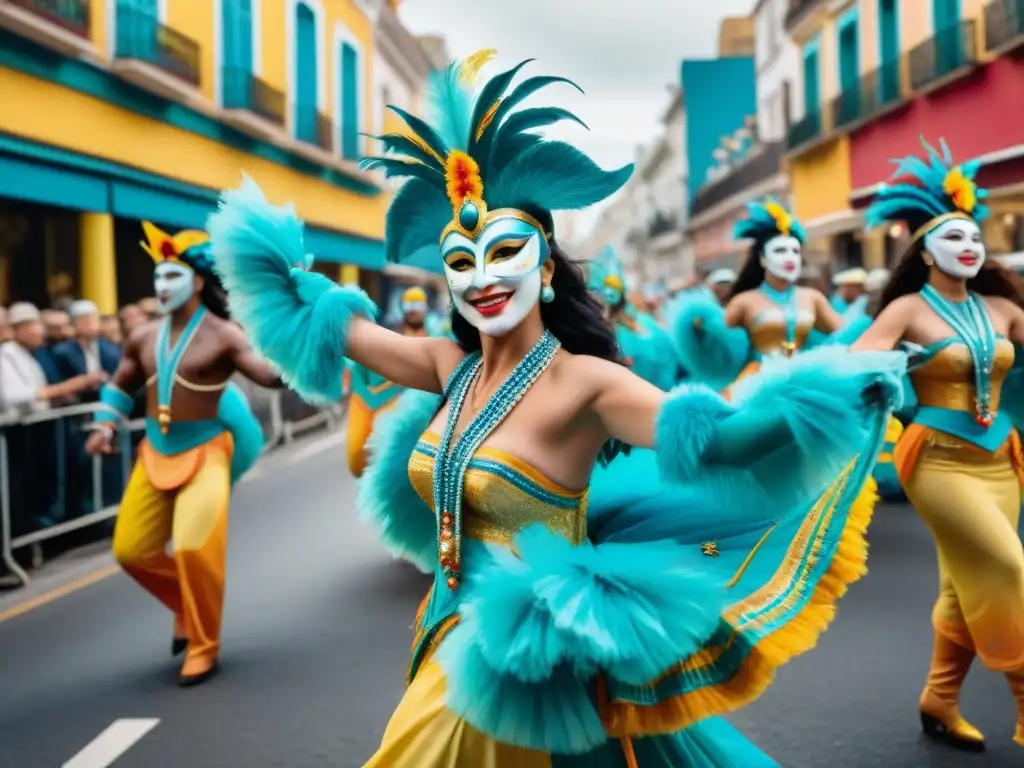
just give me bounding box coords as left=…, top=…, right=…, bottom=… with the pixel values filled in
left=0, top=430, right=1021, bottom=767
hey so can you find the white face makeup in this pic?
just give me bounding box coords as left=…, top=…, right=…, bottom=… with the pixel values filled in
left=441, top=220, right=549, bottom=337
left=924, top=218, right=985, bottom=279
left=761, top=234, right=803, bottom=283
left=153, top=262, right=195, bottom=315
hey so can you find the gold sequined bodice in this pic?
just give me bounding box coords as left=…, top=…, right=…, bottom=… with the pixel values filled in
left=407, top=432, right=588, bottom=547
left=747, top=309, right=815, bottom=355
left=911, top=339, right=1015, bottom=413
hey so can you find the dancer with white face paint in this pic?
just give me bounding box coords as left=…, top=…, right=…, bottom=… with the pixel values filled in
left=86, top=222, right=280, bottom=687
left=855, top=138, right=1024, bottom=753
left=669, top=199, right=847, bottom=392
left=209, top=51, right=905, bottom=766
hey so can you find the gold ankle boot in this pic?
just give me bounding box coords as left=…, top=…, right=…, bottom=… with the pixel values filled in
left=1005, top=667, right=1024, bottom=747
left=919, top=633, right=985, bottom=751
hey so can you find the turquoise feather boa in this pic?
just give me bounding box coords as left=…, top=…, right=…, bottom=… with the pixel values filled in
left=356, top=389, right=441, bottom=572
left=655, top=345, right=907, bottom=516
left=668, top=290, right=749, bottom=389
left=207, top=177, right=377, bottom=405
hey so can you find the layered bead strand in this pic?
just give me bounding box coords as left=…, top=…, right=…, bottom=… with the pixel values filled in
left=432, top=331, right=561, bottom=589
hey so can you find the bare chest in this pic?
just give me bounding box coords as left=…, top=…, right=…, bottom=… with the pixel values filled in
left=139, top=325, right=232, bottom=384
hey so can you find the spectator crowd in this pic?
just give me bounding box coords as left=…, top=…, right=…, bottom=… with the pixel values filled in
left=0, top=298, right=159, bottom=558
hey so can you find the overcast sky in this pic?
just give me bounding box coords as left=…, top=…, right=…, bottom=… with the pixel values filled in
left=397, top=0, right=756, bottom=172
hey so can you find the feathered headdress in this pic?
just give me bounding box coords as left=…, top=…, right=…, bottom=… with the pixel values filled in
left=140, top=221, right=215, bottom=275
left=360, top=51, right=633, bottom=262
left=866, top=136, right=989, bottom=241
left=587, top=246, right=626, bottom=304
left=733, top=198, right=806, bottom=244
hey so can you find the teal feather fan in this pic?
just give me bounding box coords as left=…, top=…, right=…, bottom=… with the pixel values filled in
left=866, top=136, right=989, bottom=232
left=360, top=50, right=633, bottom=262
left=733, top=198, right=806, bottom=244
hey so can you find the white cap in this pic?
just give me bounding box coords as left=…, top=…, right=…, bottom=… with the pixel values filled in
left=832, top=267, right=868, bottom=286
left=8, top=302, right=41, bottom=325
left=705, top=269, right=737, bottom=286
left=69, top=299, right=99, bottom=318
left=865, top=268, right=891, bottom=292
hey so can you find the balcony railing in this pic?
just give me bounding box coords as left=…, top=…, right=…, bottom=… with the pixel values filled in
left=786, top=111, right=821, bottom=152
left=223, top=67, right=286, bottom=126
left=295, top=106, right=333, bottom=151
left=985, top=0, right=1024, bottom=51
left=115, top=5, right=200, bottom=86
left=9, top=0, right=90, bottom=36
left=909, top=20, right=977, bottom=92
left=831, top=59, right=903, bottom=129
left=690, top=142, right=784, bottom=217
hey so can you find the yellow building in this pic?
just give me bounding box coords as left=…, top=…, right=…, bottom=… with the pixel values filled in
left=0, top=0, right=431, bottom=312
left=719, top=16, right=756, bottom=57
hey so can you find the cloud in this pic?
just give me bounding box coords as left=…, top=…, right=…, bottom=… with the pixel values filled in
left=397, top=0, right=756, bottom=170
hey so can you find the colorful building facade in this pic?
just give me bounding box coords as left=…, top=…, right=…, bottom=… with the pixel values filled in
left=785, top=0, right=1024, bottom=272
left=0, top=0, right=413, bottom=312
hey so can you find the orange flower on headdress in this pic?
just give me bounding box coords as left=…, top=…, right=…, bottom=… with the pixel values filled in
left=763, top=200, right=792, bottom=236
left=943, top=167, right=977, bottom=213
left=444, top=150, right=484, bottom=211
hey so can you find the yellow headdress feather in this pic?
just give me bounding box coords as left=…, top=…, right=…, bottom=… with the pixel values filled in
left=459, top=49, right=497, bottom=84
left=140, top=221, right=209, bottom=263
left=762, top=201, right=793, bottom=236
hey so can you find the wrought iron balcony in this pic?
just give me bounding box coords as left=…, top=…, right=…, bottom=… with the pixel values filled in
left=1, top=0, right=93, bottom=57
left=985, top=0, right=1024, bottom=52
left=690, top=142, right=783, bottom=217
left=112, top=5, right=200, bottom=100
left=222, top=67, right=286, bottom=137
left=909, top=20, right=977, bottom=92
left=831, top=60, right=903, bottom=129
left=786, top=111, right=820, bottom=152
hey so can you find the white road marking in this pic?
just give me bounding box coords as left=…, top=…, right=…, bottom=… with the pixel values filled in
left=63, top=719, right=159, bottom=768
left=285, top=429, right=347, bottom=465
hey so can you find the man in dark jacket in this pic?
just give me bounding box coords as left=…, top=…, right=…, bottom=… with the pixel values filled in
left=52, top=300, right=120, bottom=399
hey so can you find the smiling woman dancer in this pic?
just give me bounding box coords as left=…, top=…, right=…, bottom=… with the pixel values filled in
left=854, top=138, right=1024, bottom=752
left=208, top=51, right=904, bottom=766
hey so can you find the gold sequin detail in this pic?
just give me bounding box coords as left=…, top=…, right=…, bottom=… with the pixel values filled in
left=912, top=339, right=1014, bottom=413
left=747, top=317, right=813, bottom=356
left=701, top=541, right=719, bottom=557
left=407, top=435, right=588, bottom=548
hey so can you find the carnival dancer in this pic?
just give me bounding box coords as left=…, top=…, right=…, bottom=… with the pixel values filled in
left=347, top=286, right=433, bottom=476
left=853, top=138, right=1024, bottom=751
left=671, top=200, right=846, bottom=392
left=209, top=51, right=905, bottom=766
left=588, top=247, right=681, bottom=389
left=86, top=222, right=278, bottom=686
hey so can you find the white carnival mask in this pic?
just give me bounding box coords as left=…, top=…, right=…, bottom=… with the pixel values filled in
left=924, top=217, right=985, bottom=279
left=761, top=234, right=803, bottom=282
left=153, top=261, right=195, bottom=315
left=441, top=217, right=549, bottom=337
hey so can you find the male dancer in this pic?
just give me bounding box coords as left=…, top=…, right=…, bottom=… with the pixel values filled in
left=346, top=285, right=431, bottom=476
left=86, top=222, right=280, bottom=686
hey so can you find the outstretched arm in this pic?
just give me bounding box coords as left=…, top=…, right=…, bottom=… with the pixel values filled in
left=851, top=298, right=911, bottom=352
left=345, top=318, right=466, bottom=394
left=86, top=329, right=147, bottom=454
left=223, top=321, right=282, bottom=388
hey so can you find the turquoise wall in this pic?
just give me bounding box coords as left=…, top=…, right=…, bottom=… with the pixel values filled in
left=681, top=56, right=756, bottom=206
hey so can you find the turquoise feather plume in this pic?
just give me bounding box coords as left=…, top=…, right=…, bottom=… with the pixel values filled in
left=655, top=346, right=907, bottom=516
left=218, top=382, right=264, bottom=483
left=207, top=176, right=377, bottom=405
left=867, top=136, right=989, bottom=229
left=733, top=198, right=806, bottom=243
left=359, top=53, right=632, bottom=263
left=356, top=389, right=441, bottom=573
left=436, top=523, right=726, bottom=753
left=668, top=290, right=749, bottom=389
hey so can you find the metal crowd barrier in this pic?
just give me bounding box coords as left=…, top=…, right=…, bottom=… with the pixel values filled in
left=0, top=384, right=348, bottom=587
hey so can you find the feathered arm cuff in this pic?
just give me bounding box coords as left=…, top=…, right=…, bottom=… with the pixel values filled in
left=668, top=290, right=749, bottom=389
left=208, top=176, right=377, bottom=405
left=655, top=346, right=907, bottom=515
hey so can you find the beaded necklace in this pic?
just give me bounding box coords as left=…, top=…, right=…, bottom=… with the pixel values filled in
left=432, top=330, right=561, bottom=589
left=920, top=284, right=996, bottom=426
left=155, top=306, right=207, bottom=434
left=759, top=280, right=798, bottom=355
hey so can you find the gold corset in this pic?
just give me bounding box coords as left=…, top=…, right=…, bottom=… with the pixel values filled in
left=911, top=339, right=1015, bottom=413
left=747, top=310, right=815, bottom=356
left=407, top=432, right=588, bottom=547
